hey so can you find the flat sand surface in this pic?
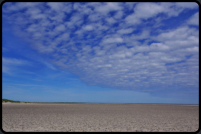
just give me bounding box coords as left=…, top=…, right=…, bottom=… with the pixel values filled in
left=2, top=103, right=199, bottom=132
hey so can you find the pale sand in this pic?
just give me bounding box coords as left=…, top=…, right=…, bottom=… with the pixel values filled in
left=2, top=103, right=199, bottom=132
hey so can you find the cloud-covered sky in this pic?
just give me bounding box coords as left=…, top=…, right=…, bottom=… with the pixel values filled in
left=2, top=2, right=199, bottom=104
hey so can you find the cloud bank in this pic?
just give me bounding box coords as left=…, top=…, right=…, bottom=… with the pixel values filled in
left=3, top=2, right=199, bottom=93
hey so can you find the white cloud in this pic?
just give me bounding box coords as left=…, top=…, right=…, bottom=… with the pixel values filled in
left=3, top=2, right=41, bottom=13
left=155, top=26, right=196, bottom=41
left=32, top=32, right=42, bottom=39
left=47, top=2, right=64, bottom=11
left=125, top=2, right=166, bottom=25
left=102, top=37, right=123, bottom=44
left=54, top=24, right=65, bottom=32
left=93, top=22, right=109, bottom=31
left=185, top=46, right=198, bottom=52
left=130, top=29, right=150, bottom=40
left=125, top=13, right=141, bottom=25
left=32, top=13, right=46, bottom=19
left=125, top=2, right=198, bottom=25
left=117, top=28, right=134, bottom=34
left=160, top=56, right=181, bottom=62
left=34, top=42, right=55, bottom=53
left=150, top=43, right=169, bottom=51
left=95, top=2, right=123, bottom=15
left=97, top=64, right=112, bottom=68
left=125, top=2, right=137, bottom=10
left=113, top=11, right=123, bottom=19
left=16, top=2, right=41, bottom=8
left=178, top=46, right=199, bottom=53
left=26, top=7, right=41, bottom=15
left=70, top=13, right=83, bottom=23
left=187, top=12, right=199, bottom=26
left=87, top=13, right=103, bottom=22
left=83, top=25, right=93, bottom=31
left=134, top=2, right=165, bottom=19
left=105, top=17, right=116, bottom=24
left=175, top=2, right=198, bottom=9
left=73, top=2, right=81, bottom=10
left=60, top=33, right=69, bottom=41
left=135, top=45, right=150, bottom=52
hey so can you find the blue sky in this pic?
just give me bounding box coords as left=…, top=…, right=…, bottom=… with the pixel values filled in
left=2, top=2, right=199, bottom=104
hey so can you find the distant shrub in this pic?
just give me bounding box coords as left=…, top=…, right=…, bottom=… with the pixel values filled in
left=2, top=99, right=21, bottom=103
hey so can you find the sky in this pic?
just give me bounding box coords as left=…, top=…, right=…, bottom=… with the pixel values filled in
left=2, top=2, right=199, bottom=104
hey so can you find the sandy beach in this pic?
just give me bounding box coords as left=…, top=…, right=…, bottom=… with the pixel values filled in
left=2, top=103, right=199, bottom=132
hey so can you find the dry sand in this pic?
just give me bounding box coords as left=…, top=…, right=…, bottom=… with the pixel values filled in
left=2, top=103, right=199, bottom=132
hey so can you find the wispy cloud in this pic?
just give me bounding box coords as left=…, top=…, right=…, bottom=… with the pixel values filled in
left=2, top=57, right=32, bottom=75
left=41, top=60, right=57, bottom=70
left=3, top=57, right=30, bottom=65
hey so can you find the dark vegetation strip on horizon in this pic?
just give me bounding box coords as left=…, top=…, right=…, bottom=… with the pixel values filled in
left=2, top=99, right=89, bottom=104
left=2, top=99, right=21, bottom=103
left=2, top=99, right=198, bottom=105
